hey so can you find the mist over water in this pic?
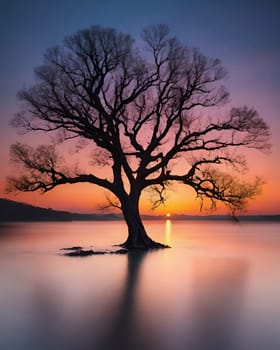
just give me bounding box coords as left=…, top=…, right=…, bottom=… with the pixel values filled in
left=0, top=221, right=280, bottom=350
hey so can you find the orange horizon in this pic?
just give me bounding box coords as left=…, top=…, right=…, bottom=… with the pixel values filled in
left=1, top=180, right=279, bottom=216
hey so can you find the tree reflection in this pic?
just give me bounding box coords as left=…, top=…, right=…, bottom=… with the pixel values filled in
left=98, top=251, right=148, bottom=350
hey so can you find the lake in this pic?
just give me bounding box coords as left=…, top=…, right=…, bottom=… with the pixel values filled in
left=0, top=220, right=280, bottom=350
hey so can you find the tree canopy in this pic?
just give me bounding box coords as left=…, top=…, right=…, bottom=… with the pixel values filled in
left=8, top=24, right=270, bottom=248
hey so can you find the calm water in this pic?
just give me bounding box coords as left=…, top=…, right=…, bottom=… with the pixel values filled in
left=0, top=220, right=280, bottom=350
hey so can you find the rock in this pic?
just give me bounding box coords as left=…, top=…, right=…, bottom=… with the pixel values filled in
left=62, top=246, right=128, bottom=256
left=64, top=249, right=95, bottom=257
left=63, top=249, right=109, bottom=256
left=113, top=248, right=128, bottom=254
left=61, top=246, right=83, bottom=251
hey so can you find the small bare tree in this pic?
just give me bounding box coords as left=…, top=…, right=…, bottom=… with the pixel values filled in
left=8, top=25, right=270, bottom=249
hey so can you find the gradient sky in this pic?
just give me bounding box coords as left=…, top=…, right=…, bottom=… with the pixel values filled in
left=0, top=0, right=279, bottom=214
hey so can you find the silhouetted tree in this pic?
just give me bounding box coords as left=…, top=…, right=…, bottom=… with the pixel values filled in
left=8, top=25, right=270, bottom=249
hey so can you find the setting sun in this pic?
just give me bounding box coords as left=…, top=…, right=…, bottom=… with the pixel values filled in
left=166, top=213, right=171, bottom=217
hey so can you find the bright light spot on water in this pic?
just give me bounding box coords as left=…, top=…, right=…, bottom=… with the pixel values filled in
left=165, top=219, right=171, bottom=245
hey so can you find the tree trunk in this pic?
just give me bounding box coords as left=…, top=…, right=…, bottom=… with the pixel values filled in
left=120, top=197, right=169, bottom=250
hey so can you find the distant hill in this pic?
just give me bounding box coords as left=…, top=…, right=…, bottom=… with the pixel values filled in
left=0, top=198, right=279, bottom=222
left=0, top=198, right=120, bottom=222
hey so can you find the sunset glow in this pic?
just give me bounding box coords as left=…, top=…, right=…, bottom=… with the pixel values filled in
left=0, top=1, right=279, bottom=216
left=1, top=3, right=280, bottom=350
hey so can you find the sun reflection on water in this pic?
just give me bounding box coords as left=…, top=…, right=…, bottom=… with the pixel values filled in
left=165, top=219, right=172, bottom=246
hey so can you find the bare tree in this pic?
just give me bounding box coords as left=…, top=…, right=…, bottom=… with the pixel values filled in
left=8, top=25, right=270, bottom=249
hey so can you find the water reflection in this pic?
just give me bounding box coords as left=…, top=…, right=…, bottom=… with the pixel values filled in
left=0, top=223, right=18, bottom=239
left=98, top=252, right=148, bottom=350
left=165, top=219, right=171, bottom=246
left=1, top=222, right=280, bottom=350
left=188, top=258, right=249, bottom=350
left=34, top=252, right=150, bottom=350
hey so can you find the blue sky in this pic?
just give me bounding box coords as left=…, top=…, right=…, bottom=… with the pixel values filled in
left=1, top=0, right=279, bottom=111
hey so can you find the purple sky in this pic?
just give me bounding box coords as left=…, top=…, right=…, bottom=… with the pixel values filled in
left=0, top=0, right=279, bottom=213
